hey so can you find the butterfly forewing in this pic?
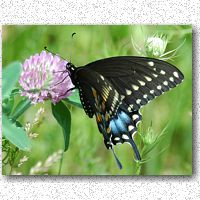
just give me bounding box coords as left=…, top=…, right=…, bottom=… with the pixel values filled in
left=73, top=67, right=124, bottom=118
left=85, top=56, right=184, bottom=111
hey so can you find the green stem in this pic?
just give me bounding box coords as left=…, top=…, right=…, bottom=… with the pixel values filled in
left=58, top=151, right=64, bottom=175
left=9, top=165, right=13, bottom=175
left=2, top=142, right=10, bottom=165
left=11, top=99, right=31, bottom=121
left=9, top=147, right=19, bottom=175
left=135, top=161, right=142, bottom=175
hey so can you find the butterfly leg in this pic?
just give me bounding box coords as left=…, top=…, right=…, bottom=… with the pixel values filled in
left=51, top=72, right=70, bottom=88
left=57, top=87, right=76, bottom=98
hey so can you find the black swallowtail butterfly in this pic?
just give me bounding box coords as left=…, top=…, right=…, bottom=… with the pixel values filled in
left=67, top=56, right=184, bottom=169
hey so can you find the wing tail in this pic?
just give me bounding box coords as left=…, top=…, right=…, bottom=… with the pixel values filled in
left=111, top=147, right=123, bottom=169
left=128, top=138, right=141, bottom=161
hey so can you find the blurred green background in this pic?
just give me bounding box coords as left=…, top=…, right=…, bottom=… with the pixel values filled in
left=2, top=25, right=192, bottom=175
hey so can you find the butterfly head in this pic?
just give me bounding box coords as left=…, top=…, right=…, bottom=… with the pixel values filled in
left=67, top=62, right=76, bottom=73
left=66, top=62, right=78, bottom=85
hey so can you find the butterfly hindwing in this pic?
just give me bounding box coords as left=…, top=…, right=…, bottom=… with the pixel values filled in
left=106, top=103, right=142, bottom=160
left=73, top=66, right=142, bottom=161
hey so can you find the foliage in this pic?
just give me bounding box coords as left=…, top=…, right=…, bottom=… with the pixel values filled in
left=2, top=52, right=80, bottom=175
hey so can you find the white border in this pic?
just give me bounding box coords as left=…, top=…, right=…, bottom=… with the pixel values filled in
left=1, top=0, right=199, bottom=199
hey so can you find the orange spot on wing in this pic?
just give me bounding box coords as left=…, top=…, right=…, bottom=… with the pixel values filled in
left=96, top=114, right=102, bottom=122
left=92, top=88, right=99, bottom=104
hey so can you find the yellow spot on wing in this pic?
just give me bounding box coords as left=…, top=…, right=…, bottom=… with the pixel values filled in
left=102, top=95, right=107, bottom=102
left=92, top=88, right=99, bottom=104
left=102, top=86, right=110, bottom=101
left=105, top=113, right=109, bottom=121
left=106, top=127, right=111, bottom=133
left=102, top=102, right=106, bottom=111
left=92, top=88, right=97, bottom=98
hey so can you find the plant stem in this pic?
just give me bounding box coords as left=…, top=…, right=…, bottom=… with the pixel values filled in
left=9, top=147, right=19, bottom=175
left=135, top=162, right=142, bottom=175
left=58, top=151, right=64, bottom=175
left=11, top=99, right=31, bottom=121
left=9, top=165, right=13, bottom=175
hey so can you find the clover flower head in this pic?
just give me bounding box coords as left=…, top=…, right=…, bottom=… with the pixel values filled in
left=19, top=51, right=74, bottom=104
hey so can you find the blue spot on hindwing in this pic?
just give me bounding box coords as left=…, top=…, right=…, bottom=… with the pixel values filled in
left=118, top=111, right=131, bottom=124
left=114, top=116, right=127, bottom=132
left=109, top=120, right=119, bottom=135
left=109, top=111, right=131, bottom=136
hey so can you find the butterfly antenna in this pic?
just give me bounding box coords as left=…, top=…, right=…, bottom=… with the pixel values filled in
left=70, top=32, right=76, bottom=63
left=44, top=46, right=66, bottom=61
left=111, top=147, right=123, bottom=170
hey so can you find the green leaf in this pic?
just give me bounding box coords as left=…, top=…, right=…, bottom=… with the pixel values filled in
left=2, top=114, right=32, bottom=151
left=10, top=88, right=20, bottom=97
left=2, top=61, right=22, bottom=99
left=11, top=98, right=31, bottom=121
left=65, top=90, right=82, bottom=108
left=2, top=97, right=14, bottom=116
left=51, top=101, right=71, bottom=151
